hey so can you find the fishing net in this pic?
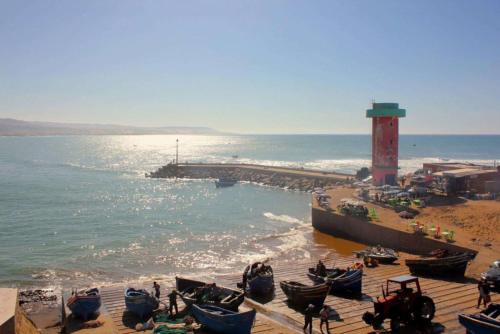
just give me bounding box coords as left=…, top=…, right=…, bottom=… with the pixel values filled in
left=153, top=314, right=195, bottom=334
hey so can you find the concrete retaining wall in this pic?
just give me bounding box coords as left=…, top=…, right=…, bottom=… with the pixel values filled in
left=312, top=208, right=476, bottom=255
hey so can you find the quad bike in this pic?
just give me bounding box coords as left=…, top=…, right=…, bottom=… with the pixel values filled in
left=362, top=275, right=435, bottom=332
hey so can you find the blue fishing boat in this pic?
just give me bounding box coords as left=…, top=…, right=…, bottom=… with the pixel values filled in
left=329, top=269, right=363, bottom=295
left=243, top=262, right=274, bottom=296
left=308, top=263, right=363, bottom=295
left=66, top=288, right=101, bottom=320
left=191, top=304, right=256, bottom=334
left=124, top=288, right=159, bottom=320
left=458, top=303, right=500, bottom=334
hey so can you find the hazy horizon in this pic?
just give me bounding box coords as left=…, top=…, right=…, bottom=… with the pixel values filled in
left=1, top=1, right=500, bottom=134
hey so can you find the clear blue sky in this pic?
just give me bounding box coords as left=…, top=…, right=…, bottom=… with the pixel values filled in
left=1, top=0, right=499, bottom=134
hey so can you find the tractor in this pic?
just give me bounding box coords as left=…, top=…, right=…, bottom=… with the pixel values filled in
left=362, top=275, right=435, bottom=332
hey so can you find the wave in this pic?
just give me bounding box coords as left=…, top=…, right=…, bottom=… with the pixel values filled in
left=262, top=212, right=306, bottom=225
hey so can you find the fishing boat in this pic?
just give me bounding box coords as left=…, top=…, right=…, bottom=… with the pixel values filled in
left=280, top=281, right=329, bottom=309
left=405, top=251, right=476, bottom=277
left=124, top=288, right=159, bottom=320
left=243, top=262, right=274, bottom=296
left=66, top=288, right=101, bottom=320
left=176, top=277, right=244, bottom=311
left=307, top=263, right=363, bottom=295
left=191, top=304, right=256, bottom=334
left=458, top=303, right=500, bottom=334
left=215, top=177, right=238, bottom=188
left=354, top=246, right=399, bottom=264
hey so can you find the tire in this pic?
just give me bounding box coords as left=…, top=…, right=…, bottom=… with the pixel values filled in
left=413, top=296, right=435, bottom=323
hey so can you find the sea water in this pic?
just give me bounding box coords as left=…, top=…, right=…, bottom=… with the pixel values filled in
left=0, top=134, right=499, bottom=288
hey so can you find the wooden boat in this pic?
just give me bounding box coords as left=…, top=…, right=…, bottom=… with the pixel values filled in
left=279, top=281, right=329, bottom=309
left=66, top=288, right=101, bottom=320
left=405, top=251, right=476, bottom=277
left=354, top=246, right=399, bottom=264
left=191, top=304, right=256, bottom=334
left=307, top=263, right=363, bottom=295
left=124, top=288, right=159, bottom=320
left=243, top=262, right=274, bottom=296
left=215, top=178, right=237, bottom=188
left=176, top=277, right=244, bottom=311
left=458, top=303, right=500, bottom=334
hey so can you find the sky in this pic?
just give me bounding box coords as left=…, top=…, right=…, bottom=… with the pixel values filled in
left=1, top=0, right=500, bottom=134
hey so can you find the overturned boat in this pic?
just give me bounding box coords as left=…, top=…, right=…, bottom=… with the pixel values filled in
left=243, top=262, right=274, bottom=296
left=66, top=288, right=101, bottom=320
left=307, top=263, right=363, bottom=295
left=354, top=246, right=399, bottom=264
left=280, top=281, right=329, bottom=310
left=458, top=303, right=500, bottom=334
left=192, top=304, right=256, bottom=334
left=176, top=276, right=244, bottom=311
left=124, top=288, right=159, bottom=320
left=405, top=250, right=476, bottom=277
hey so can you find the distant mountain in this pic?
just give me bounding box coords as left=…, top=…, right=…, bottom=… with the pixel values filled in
left=0, top=118, right=222, bottom=136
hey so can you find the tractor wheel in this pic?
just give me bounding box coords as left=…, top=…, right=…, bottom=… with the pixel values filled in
left=390, top=318, right=401, bottom=333
left=413, top=296, right=435, bottom=323
left=362, top=312, right=374, bottom=325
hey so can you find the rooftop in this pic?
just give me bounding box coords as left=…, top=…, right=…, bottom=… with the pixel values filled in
left=366, top=102, right=406, bottom=118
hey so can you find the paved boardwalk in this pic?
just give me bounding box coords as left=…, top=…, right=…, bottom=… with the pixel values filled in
left=88, top=252, right=498, bottom=334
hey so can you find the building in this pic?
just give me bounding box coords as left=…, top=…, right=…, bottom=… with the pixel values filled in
left=428, top=163, right=500, bottom=194
left=366, top=102, right=406, bottom=186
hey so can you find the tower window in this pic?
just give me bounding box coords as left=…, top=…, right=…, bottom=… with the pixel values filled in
left=390, top=122, right=393, bottom=127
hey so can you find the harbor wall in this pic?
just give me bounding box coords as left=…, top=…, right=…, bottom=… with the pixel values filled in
left=149, top=163, right=353, bottom=191
left=311, top=208, right=476, bottom=255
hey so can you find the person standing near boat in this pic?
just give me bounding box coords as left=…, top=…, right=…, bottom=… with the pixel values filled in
left=477, top=280, right=491, bottom=308
left=168, top=289, right=178, bottom=317
left=303, top=304, right=314, bottom=334
left=319, top=305, right=331, bottom=334
left=153, top=281, right=161, bottom=299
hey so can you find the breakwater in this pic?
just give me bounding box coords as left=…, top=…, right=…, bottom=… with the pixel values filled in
left=148, top=163, right=354, bottom=191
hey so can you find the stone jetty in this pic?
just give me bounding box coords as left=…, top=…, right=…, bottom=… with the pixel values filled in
left=148, top=163, right=354, bottom=191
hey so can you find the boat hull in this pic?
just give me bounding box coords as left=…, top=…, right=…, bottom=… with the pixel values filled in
left=406, top=253, right=474, bottom=277
left=124, top=289, right=159, bottom=320
left=176, top=277, right=244, bottom=311
left=192, top=304, right=256, bottom=334
left=247, top=274, right=274, bottom=296
left=280, top=281, right=329, bottom=310
left=329, top=269, right=363, bottom=295
left=67, top=290, right=101, bottom=320
left=458, top=314, right=500, bottom=334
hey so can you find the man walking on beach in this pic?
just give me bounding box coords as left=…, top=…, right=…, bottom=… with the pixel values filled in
left=153, top=281, right=161, bottom=299
left=303, top=304, right=314, bottom=334
left=168, top=289, right=178, bottom=317
left=319, top=305, right=331, bottom=334
left=477, top=280, right=491, bottom=308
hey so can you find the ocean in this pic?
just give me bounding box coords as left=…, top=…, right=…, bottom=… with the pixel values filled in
left=0, top=134, right=499, bottom=289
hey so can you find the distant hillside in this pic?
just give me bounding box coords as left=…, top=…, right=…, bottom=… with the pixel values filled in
left=0, top=119, right=222, bottom=136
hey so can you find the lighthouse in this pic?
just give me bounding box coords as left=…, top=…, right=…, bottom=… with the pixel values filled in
left=366, top=103, right=406, bottom=186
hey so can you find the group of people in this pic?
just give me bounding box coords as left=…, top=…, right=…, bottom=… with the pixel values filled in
left=153, top=281, right=179, bottom=316
left=304, top=304, right=331, bottom=334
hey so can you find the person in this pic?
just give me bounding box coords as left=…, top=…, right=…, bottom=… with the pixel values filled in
left=319, top=305, right=331, bottom=334
left=316, top=260, right=327, bottom=277
left=303, top=304, right=314, bottom=334
left=153, top=281, right=161, bottom=299
left=477, top=280, right=491, bottom=308
left=168, top=289, right=178, bottom=316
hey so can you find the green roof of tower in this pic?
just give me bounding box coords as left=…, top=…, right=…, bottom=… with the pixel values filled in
left=366, top=102, right=406, bottom=118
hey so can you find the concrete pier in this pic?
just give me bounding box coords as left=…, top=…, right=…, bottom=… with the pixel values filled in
left=148, top=163, right=353, bottom=191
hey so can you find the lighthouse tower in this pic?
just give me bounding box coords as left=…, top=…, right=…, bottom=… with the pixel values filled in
left=366, top=103, right=406, bottom=186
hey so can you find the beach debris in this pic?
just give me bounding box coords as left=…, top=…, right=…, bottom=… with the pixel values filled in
left=398, top=210, right=415, bottom=219
left=19, top=289, right=57, bottom=304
